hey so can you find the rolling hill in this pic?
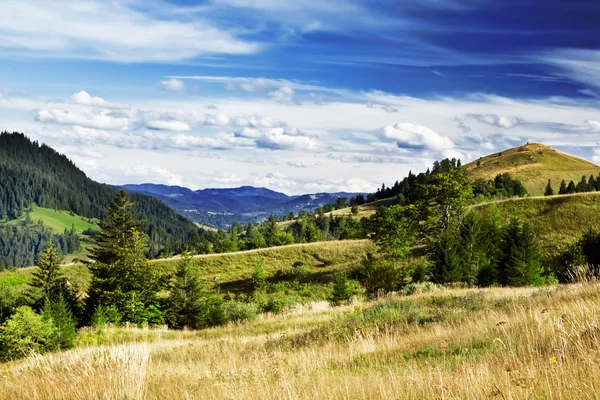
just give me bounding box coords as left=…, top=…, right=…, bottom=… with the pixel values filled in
left=120, top=183, right=364, bottom=229
left=463, top=143, right=600, bottom=194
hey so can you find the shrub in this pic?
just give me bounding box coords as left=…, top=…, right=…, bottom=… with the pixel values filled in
left=329, top=274, right=363, bottom=306
left=0, top=306, right=57, bottom=361
left=252, top=257, right=266, bottom=292
left=357, top=254, right=402, bottom=296
left=41, top=296, right=77, bottom=350
left=91, top=304, right=122, bottom=327
left=201, top=293, right=227, bottom=327
left=223, top=301, right=260, bottom=323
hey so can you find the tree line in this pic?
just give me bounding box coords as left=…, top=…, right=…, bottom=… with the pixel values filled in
left=544, top=174, right=600, bottom=196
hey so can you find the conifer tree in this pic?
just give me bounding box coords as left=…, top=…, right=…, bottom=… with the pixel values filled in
left=30, top=242, right=63, bottom=302
left=41, top=295, right=77, bottom=350
left=558, top=180, right=568, bottom=195
left=166, top=253, right=204, bottom=330
left=567, top=180, right=576, bottom=194
left=544, top=179, right=554, bottom=196
left=589, top=175, right=596, bottom=191
left=497, top=217, right=542, bottom=286
left=86, top=191, right=160, bottom=323
left=576, top=175, right=589, bottom=193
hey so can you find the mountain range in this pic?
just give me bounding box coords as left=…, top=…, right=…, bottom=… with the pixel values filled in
left=118, top=184, right=364, bottom=229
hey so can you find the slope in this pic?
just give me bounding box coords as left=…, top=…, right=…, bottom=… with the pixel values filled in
left=0, top=132, right=203, bottom=260
left=463, top=143, right=599, bottom=194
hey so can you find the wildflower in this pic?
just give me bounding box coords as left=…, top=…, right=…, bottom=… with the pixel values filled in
left=549, top=357, right=558, bottom=365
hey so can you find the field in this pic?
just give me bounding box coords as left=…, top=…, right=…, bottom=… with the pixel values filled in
left=464, top=143, right=600, bottom=195
left=3, top=205, right=100, bottom=234
left=2, top=282, right=600, bottom=399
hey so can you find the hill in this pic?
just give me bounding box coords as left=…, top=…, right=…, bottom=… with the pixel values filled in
left=1, top=239, right=374, bottom=296
left=120, top=183, right=364, bottom=229
left=2, top=283, right=599, bottom=399
left=5, top=205, right=100, bottom=234
left=464, top=143, right=600, bottom=194
left=0, top=132, right=207, bottom=266
left=473, top=191, right=600, bottom=257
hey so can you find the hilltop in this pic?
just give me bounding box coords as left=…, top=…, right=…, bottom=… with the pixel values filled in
left=464, top=143, right=600, bottom=195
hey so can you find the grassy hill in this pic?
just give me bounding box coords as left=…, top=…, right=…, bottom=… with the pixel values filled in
left=3, top=205, right=100, bottom=234
left=473, top=191, right=600, bottom=257
left=2, top=283, right=599, bottom=399
left=0, top=239, right=375, bottom=296
left=464, top=143, right=600, bottom=195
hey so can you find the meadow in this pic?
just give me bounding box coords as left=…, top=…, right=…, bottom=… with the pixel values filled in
left=2, top=282, right=599, bottom=399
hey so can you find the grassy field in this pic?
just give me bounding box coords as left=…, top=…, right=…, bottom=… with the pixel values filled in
left=464, top=143, right=600, bottom=195
left=0, top=240, right=374, bottom=295
left=2, top=205, right=100, bottom=234
left=2, top=282, right=600, bottom=399
left=473, top=191, right=600, bottom=257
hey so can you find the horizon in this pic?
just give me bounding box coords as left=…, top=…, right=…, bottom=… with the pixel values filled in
left=1, top=1, right=600, bottom=194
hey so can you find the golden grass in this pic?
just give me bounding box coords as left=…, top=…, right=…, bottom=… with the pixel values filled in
left=464, top=143, right=600, bottom=195
left=3, top=284, right=600, bottom=399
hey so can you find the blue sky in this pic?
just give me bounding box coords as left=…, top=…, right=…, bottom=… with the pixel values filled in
left=1, top=0, right=600, bottom=194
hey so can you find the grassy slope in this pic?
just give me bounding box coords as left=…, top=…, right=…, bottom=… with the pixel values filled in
left=3, top=205, right=100, bottom=234
left=473, top=191, right=600, bottom=257
left=3, top=283, right=600, bottom=399
left=464, top=142, right=600, bottom=195
left=0, top=239, right=374, bottom=294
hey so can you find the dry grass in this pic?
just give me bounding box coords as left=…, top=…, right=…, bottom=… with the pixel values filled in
left=2, top=284, right=600, bottom=399
left=464, top=143, right=600, bottom=195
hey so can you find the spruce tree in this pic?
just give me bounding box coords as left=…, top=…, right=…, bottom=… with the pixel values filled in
left=589, top=175, right=596, bottom=191
left=41, top=295, right=77, bottom=350
left=567, top=180, right=576, bottom=194
left=86, top=191, right=160, bottom=323
left=544, top=179, right=554, bottom=196
left=497, top=217, right=542, bottom=286
left=166, top=253, right=204, bottom=330
left=31, top=242, right=63, bottom=302
left=576, top=175, right=589, bottom=193
left=558, top=180, right=568, bottom=195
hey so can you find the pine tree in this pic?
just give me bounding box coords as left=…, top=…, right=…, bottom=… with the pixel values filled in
left=41, top=295, right=77, bottom=350
left=86, top=191, right=160, bottom=323
left=544, top=179, right=554, bottom=196
left=497, top=217, right=542, bottom=286
left=589, top=175, right=596, bottom=191
left=166, top=253, right=204, bottom=330
left=576, top=175, right=589, bottom=193
left=567, top=180, right=576, bottom=194
left=431, top=228, right=463, bottom=284
left=30, top=242, right=63, bottom=302
left=558, top=180, right=568, bottom=195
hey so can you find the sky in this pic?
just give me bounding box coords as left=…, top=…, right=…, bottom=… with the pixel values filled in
left=1, top=0, right=600, bottom=195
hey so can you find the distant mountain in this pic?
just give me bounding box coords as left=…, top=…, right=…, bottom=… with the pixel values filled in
left=119, top=184, right=365, bottom=229
left=0, top=132, right=205, bottom=261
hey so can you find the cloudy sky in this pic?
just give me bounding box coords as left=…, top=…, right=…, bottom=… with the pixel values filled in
left=1, top=0, right=600, bottom=194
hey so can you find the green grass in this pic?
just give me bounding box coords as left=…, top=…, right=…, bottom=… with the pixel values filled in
left=3, top=205, right=100, bottom=234
left=0, top=240, right=374, bottom=296
left=464, top=143, right=600, bottom=195
left=473, top=191, right=600, bottom=257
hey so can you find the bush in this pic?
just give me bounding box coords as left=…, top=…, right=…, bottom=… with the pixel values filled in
left=91, top=304, right=123, bottom=327
left=357, top=254, right=402, bottom=296
left=252, top=257, right=266, bottom=292
left=329, top=274, right=363, bottom=306
left=223, top=301, right=260, bottom=323
left=0, top=306, right=57, bottom=361
left=201, top=293, right=227, bottom=327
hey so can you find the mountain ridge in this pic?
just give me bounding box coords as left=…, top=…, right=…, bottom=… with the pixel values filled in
left=118, top=183, right=365, bottom=229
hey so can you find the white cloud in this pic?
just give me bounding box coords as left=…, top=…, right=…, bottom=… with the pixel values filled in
left=71, top=90, right=127, bottom=109
left=160, top=78, right=185, bottom=92
left=268, top=86, right=296, bottom=104
left=587, top=120, right=600, bottom=131
left=466, top=113, right=523, bottom=128
left=593, top=149, right=600, bottom=164
left=37, top=107, right=133, bottom=130
left=257, top=127, right=317, bottom=150
left=542, top=49, right=600, bottom=90
left=383, top=123, right=455, bottom=151
left=0, top=0, right=258, bottom=62
left=167, top=76, right=339, bottom=93
left=146, top=120, right=191, bottom=132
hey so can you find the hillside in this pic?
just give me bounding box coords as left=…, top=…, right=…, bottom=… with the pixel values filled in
left=473, top=191, right=600, bottom=257
left=1, top=239, right=374, bottom=296
left=120, top=183, right=364, bottom=229
left=4, top=206, right=100, bottom=234
left=2, top=283, right=599, bottom=399
left=0, top=132, right=206, bottom=265
left=464, top=143, right=600, bottom=194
